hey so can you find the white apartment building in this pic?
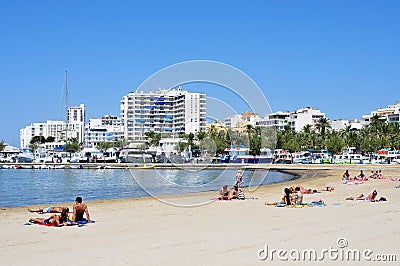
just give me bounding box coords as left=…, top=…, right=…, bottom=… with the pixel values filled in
left=288, top=107, right=326, bottom=132
left=224, top=114, right=243, bottom=128
left=361, top=101, right=400, bottom=126
left=84, top=115, right=124, bottom=147
left=120, top=87, right=206, bottom=142
left=331, top=119, right=362, bottom=131
left=259, top=111, right=290, bottom=130
left=20, top=104, right=86, bottom=148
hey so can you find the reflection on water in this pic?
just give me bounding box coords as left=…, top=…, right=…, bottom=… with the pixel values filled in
left=0, top=169, right=295, bottom=208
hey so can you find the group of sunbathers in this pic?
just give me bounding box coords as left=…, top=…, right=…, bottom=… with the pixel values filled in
left=265, top=186, right=304, bottom=206
left=342, top=170, right=369, bottom=181
left=369, top=170, right=385, bottom=179
left=27, top=197, right=91, bottom=227
left=218, top=184, right=246, bottom=200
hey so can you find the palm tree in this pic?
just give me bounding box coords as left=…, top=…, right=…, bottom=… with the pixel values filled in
left=315, top=118, right=331, bottom=136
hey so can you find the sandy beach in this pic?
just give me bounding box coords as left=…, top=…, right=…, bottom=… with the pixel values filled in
left=1, top=166, right=399, bottom=265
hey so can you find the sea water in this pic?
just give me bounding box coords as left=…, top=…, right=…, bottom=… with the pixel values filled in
left=0, top=169, right=295, bottom=208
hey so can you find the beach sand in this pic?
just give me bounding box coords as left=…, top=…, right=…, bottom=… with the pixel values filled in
left=1, top=166, right=399, bottom=265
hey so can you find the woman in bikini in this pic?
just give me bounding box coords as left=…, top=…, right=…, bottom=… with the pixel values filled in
left=29, top=207, right=70, bottom=226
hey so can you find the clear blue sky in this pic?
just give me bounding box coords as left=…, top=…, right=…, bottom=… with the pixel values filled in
left=1, top=1, right=399, bottom=147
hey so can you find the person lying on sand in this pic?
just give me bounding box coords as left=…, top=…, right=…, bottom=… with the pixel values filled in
left=346, top=190, right=378, bottom=202
left=290, top=185, right=318, bottom=194
left=28, top=206, right=68, bottom=214
left=28, top=207, right=70, bottom=226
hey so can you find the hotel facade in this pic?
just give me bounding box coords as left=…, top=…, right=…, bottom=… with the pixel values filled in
left=120, top=87, right=206, bottom=142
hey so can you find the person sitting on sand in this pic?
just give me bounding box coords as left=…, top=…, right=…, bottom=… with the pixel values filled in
left=342, top=170, right=350, bottom=181
left=354, top=170, right=367, bottom=181
left=369, top=171, right=378, bottom=179
left=231, top=185, right=245, bottom=200
left=346, top=190, right=378, bottom=202
left=29, top=207, right=70, bottom=226
left=73, top=197, right=91, bottom=222
left=266, top=188, right=293, bottom=206
left=377, top=170, right=384, bottom=179
left=28, top=206, right=68, bottom=214
left=292, top=187, right=303, bottom=204
left=218, top=185, right=231, bottom=200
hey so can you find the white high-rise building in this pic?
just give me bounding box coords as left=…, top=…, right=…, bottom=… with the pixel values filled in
left=120, top=87, right=206, bottom=142
left=288, top=107, right=326, bottom=132
left=361, top=101, right=400, bottom=126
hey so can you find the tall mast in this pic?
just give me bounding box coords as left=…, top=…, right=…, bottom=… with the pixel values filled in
left=65, top=70, right=68, bottom=144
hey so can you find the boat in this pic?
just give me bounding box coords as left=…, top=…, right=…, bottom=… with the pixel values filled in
left=120, top=149, right=153, bottom=163
left=292, top=151, right=312, bottom=164
left=223, top=146, right=253, bottom=163
left=273, top=149, right=293, bottom=164
left=333, top=153, right=369, bottom=164
left=371, top=149, right=400, bottom=164
left=134, top=164, right=156, bottom=169
left=13, top=148, right=35, bottom=163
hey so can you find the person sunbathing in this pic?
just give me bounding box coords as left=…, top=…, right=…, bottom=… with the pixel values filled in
left=342, top=170, right=350, bottom=181
left=28, top=207, right=70, bottom=226
left=292, top=187, right=303, bottom=204
left=230, top=185, right=245, bottom=200
left=369, top=171, right=378, bottom=179
left=354, top=170, right=368, bottom=181
left=346, top=190, right=378, bottom=202
left=265, top=188, right=293, bottom=206
left=28, top=206, right=68, bottom=214
left=377, top=170, right=384, bottom=179
left=218, top=185, right=231, bottom=200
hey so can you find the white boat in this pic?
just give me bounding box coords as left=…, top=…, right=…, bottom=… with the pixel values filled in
left=273, top=149, right=293, bottom=164
left=13, top=148, right=35, bottom=163
left=333, top=153, right=369, bottom=164
left=292, top=151, right=312, bottom=164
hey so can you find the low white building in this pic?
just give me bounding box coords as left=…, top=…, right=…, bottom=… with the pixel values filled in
left=362, top=101, right=400, bottom=126
left=224, top=114, right=243, bottom=128
left=84, top=115, right=124, bottom=147
left=259, top=111, right=290, bottom=130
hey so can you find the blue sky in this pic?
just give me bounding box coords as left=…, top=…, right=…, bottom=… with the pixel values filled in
left=1, top=1, right=399, bottom=147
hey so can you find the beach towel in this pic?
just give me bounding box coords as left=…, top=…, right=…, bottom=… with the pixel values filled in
left=343, top=181, right=363, bottom=185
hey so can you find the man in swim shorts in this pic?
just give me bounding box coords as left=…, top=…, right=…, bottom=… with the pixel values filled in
left=73, top=197, right=91, bottom=222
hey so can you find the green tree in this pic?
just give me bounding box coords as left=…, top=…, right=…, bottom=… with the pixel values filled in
left=315, top=118, right=331, bottom=137
left=0, top=140, right=5, bottom=152
left=97, top=141, right=115, bottom=152
left=30, top=135, right=46, bottom=145
left=145, top=131, right=161, bottom=146
left=64, top=140, right=80, bottom=153
left=46, top=136, right=55, bottom=142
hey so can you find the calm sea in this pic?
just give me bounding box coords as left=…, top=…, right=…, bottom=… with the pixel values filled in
left=0, top=169, right=295, bottom=208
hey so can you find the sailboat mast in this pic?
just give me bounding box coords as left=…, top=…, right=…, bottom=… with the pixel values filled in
left=65, top=70, right=68, bottom=144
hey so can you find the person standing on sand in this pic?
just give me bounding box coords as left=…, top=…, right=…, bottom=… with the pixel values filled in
left=235, top=169, right=243, bottom=188
left=73, top=197, right=91, bottom=222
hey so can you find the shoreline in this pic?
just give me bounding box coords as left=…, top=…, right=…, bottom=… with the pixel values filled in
left=1, top=167, right=399, bottom=265
left=2, top=161, right=400, bottom=170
